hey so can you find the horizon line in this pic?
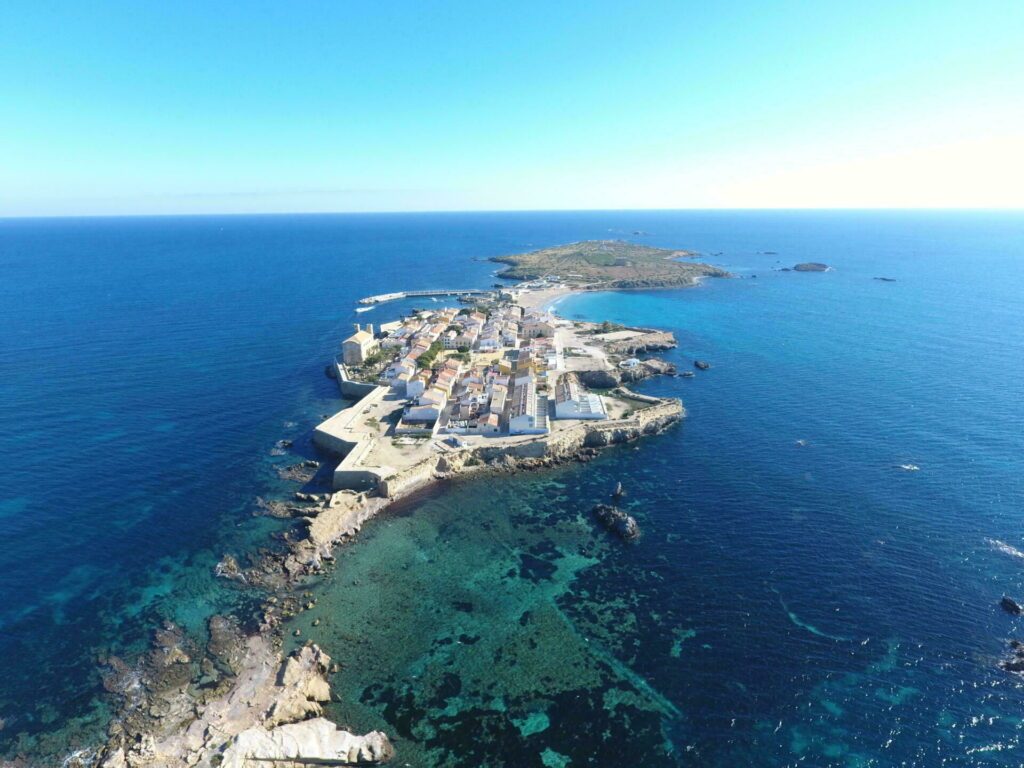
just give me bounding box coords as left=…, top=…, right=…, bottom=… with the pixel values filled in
left=3, top=206, right=1023, bottom=221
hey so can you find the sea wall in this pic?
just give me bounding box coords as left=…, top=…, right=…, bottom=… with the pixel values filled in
left=312, top=386, right=386, bottom=456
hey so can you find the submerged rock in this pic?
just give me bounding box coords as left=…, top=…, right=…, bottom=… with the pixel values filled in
left=591, top=504, right=641, bottom=541
left=1001, top=639, right=1024, bottom=673
left=1001, top=596, right=1023, bottom=615
left=214, top=554, right=246, bottom=583
left=694, top=360, right=711, bottom=370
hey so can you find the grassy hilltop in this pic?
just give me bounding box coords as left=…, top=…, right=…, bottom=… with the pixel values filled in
left=491, top=240, right=729, bottom=289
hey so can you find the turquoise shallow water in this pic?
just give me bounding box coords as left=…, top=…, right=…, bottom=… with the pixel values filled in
left=1, top=211, right=1023, bottom=765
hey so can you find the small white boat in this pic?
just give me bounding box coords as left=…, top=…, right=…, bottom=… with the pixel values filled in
left=898, top=463, right=920, bottom=472
left=355, top=306, right=375, bottom=313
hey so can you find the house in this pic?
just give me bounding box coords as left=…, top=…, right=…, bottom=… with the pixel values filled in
left=476, top=412, right=501, bottom=435
left=489, top=384, right=508, bottom=415
left=553, top=375, right=607, bottom=420
left=418, top=386, right=447, bottom=408
left=406, top=387, right=446, bottom=423
left=522, top=313, right=556, bottom=339
left=434, top=369, right=459, bottom=396
left=391, top=370, right=414, bottom=393
left=342, top=324, right=379, bottom=365
left=501, top=323, right=520, bottom=347
left=442, top=330, right=459, bottom=349
left=406, top=370, right=430, bottom=399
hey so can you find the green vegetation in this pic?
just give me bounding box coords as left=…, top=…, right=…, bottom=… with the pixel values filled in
left=490, top=240, right=729, bottom=289
left=416, top=340, right=444, bottom=370
left=360, top=347, right=390, bottom=369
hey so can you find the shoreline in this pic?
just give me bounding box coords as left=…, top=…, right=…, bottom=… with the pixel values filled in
left=81, top=281, right=690, bottom=768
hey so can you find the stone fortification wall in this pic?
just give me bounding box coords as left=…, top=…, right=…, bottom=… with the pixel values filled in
left=335, top=360, right=378, bottom=399
left=376, top=398, right=683, bottom=499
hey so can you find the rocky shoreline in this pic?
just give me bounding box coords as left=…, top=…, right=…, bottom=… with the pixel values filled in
left=69, top=389, right=683, bottom=768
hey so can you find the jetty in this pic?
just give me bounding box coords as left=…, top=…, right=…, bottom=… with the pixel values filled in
left=358, top=288, right=491, bottom=305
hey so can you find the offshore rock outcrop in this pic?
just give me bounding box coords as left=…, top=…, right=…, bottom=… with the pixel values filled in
left=793, top=262, right=830, bottom=272
left=591, top=503, right=641, bottom=541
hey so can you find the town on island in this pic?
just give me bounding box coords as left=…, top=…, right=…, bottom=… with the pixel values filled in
left=86, top=241, right=730, bottom=768
left=315, top=239, right=728, bottom=498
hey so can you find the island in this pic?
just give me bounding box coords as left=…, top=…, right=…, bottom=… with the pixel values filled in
left=792, top=262, right=830, bottom=272
left=490, top=239, right=729, bottom=289
left=87, top=242, right=722, bottom=768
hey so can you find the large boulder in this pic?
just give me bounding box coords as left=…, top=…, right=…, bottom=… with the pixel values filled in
left=591, top=504, right=641, bottom=541
left=221, top=718, right=394, bottom=767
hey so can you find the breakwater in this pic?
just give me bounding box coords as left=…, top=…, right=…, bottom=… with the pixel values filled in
left=357, top=288, right=491, bottom=305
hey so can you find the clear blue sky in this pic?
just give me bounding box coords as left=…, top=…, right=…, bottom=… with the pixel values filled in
left=2, top=0, right=1022, bottom=215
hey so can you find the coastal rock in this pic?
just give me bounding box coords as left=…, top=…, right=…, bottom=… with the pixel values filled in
left=793, top=262, right=830, bottom=272
left=253, top=496, right=294, bottom=518
left=694, top=360, right=711, bottom=370
left=620, top=358, right=675, bottom=383
left=266, top=645, right=331, bottom=726
left=214, top=554, right=246, bottom=583
left=221, top=719, right=394, bottom=767
left=591, top=503, right=641, bottom=541
left=578, top=369, right=620, bottom=389
left=207, top=615, right=246, bottom=676
left=602, top=329, right=677, bottom=355
left=278, top=463, right=316, bottom=483
left=1001, top=639, right=1024, bottom=673
left=1001, top=596, right=1022, bottom=615
left=100, top=637, right=393, bottom=768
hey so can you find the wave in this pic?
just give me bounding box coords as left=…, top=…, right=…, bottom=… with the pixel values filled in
left=773, top=588, right=851, bottom=642
left=986, top=538, right=1024, bottom=561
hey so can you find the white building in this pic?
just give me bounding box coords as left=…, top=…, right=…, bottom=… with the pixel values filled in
left=553, top=376, right=607, bottom=420
left=508, top=376, right=549, bottom=435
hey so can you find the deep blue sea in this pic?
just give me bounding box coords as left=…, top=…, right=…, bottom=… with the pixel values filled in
left=1, top=211, right=1023, bottom=766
